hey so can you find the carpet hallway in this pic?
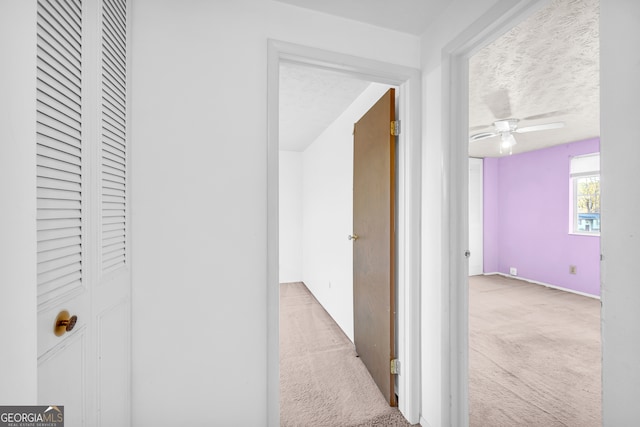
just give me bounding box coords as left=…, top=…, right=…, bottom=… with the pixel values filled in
left=279, top=282, right=413, bottom=427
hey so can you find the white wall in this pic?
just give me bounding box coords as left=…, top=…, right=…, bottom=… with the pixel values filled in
left=130, top=1, right=270, bottom=425
left=130, top=1, right=419, bottom=425
left=301, top=83, right=391, bottom=341
left=600, top=1, right=640, bottom=424
left=279, top=151, right=303, bottom=283
left=268, top=2, right=420, bottom=69
left=421, top=0, right=504, bottom=73
left=0, top=0, right=38, bottom=404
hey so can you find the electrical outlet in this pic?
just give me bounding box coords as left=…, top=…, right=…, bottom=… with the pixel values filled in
left=509, top=267, right=517, bottom=276
left=570, top=265, right=577, bottom=275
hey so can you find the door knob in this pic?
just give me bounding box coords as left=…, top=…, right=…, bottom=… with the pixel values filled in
left=348, top=234, right=359, bottom=241
left=54, top=310, right=78, bottom=336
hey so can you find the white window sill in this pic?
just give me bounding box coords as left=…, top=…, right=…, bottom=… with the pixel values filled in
left=569, top=232, right=600, bottom=237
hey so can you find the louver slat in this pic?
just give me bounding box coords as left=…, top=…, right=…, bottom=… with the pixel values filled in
left=102, top=0, right=127, bottom=274
left=37, top=0, right=83, bottom=300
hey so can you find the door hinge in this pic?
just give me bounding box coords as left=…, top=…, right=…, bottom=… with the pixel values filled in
left=390, top=120, right=401, bottom=136
left=390, top=358, right=400, bottom=375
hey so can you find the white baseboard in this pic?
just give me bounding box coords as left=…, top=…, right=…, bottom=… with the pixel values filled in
left=484, top=272, right=601, bottom=300
left=420, top=416, right=433, bottom=427
left=482, top=271, right=501, bottom=276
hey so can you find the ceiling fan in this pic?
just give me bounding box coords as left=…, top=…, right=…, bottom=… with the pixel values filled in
left=469, top=118, right=565, bottom=155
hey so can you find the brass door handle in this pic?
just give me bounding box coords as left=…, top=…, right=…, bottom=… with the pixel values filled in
left=348, top=234, right=359, bottom=241
left=54, top=310, right=78, bottom=336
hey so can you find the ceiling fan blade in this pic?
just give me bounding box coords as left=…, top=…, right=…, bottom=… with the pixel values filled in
left=469, top=131, right=498, bottom=142
left=516, top=121, right=565, bottom=133
left=483, top=88, right=512, bottom=119
left=469, top=124, right=492, bottom=132
left=521, top=109, right=569, bottom=121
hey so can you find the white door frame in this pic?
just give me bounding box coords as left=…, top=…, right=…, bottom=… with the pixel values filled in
left=266, top=39, right=422, bottom=426
left=441, top=0, right=550, bottom=424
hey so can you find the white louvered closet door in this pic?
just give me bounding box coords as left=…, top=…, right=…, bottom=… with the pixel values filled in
left=101, top=0, right=127, bottom=275
left=36, top=1, right=131, bottom=425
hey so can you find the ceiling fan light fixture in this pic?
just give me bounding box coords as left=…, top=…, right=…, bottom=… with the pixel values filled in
left=500, top=132, right=516, bottom=155
left=494, top=118, right=519, bottom=133
left=470, top=117, right=564, bottom=156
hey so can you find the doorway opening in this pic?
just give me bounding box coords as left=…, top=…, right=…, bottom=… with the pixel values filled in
left=443, top=0, right=601, bottom=423
left=267, top=40, right=422, bottom=426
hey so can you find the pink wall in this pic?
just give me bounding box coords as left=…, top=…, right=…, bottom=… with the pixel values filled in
left=483, top=137, right=601, bottom=296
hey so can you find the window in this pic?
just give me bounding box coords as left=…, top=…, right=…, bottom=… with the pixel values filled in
left=570, top=153, right=600, bottom=235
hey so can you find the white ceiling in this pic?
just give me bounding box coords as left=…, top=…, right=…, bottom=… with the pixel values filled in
left=279, top=63, right=370, bottom=152
left=275, top=0, right=451, bottom=36
left=469, top=0, right=599, bottom=157
left=279, top=0, right=600, bottom=158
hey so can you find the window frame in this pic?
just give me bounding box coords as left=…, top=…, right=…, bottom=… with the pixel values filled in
left=569, top=153, right=600, bottom=236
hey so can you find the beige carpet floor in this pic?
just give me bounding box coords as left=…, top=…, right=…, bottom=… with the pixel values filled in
left=469, top=274, right=602, bottom=426
left=280, top=282, right=413, bottom=427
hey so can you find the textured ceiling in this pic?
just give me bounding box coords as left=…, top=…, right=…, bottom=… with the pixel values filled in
left=274, top=0, right=451, bottom=35
left=279, top=62, right=370, bottom=152
left=469, top=0, right=600, bottom=157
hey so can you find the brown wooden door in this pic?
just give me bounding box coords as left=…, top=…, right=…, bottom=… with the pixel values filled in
left=352, top=88, right=397, bottom=406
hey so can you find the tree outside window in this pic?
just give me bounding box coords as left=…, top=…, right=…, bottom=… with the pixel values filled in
left=575, top=175, right=600, bottom=232
left=570, top=153, right=600, bottom=235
